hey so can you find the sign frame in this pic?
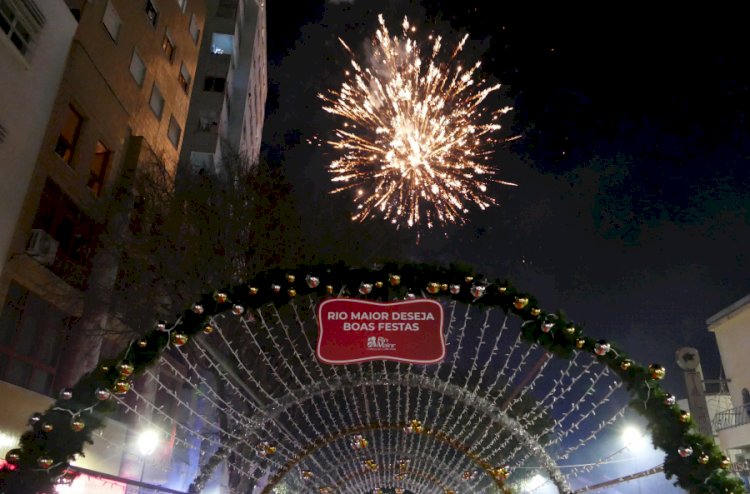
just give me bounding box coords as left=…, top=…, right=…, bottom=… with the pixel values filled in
left=316, top=298, right=446, bottom=365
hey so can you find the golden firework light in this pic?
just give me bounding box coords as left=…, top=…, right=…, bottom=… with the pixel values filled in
left=319, top=14, right=517, bottom=229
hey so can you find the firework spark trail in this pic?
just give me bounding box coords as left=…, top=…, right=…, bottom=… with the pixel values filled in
left=319, top=14, right=518, bottom=230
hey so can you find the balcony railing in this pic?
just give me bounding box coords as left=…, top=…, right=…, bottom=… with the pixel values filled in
left=713, top=405, right=750, bottom=431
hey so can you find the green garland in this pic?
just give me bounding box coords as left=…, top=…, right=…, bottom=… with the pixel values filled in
left=0, top=263, right=743, bottom=494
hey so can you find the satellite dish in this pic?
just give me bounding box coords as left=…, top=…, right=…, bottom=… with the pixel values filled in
left=675, top=346, right=700, bottom=371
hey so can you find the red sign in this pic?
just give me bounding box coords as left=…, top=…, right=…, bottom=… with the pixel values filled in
left=316, top=298, right=445, bottom=364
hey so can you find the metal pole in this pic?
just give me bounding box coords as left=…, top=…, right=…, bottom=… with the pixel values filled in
left=68, top=465, right=187, bottom=494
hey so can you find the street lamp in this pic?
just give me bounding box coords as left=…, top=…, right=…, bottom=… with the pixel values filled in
left=137, top=429, right=160, bottom=457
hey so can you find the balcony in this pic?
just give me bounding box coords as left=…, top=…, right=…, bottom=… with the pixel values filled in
left=714, top=405, right=750, bottom=431
left=714, top=405, right=750, bottom=450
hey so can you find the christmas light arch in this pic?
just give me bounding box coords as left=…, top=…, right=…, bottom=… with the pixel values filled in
left=0, top=263, right=743, bottom=494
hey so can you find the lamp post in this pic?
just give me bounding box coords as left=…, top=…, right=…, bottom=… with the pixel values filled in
left=136, top=429, right=160, bottom=493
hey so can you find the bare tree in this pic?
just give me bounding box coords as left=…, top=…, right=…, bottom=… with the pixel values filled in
left=56, top=147, right=304, bottom=387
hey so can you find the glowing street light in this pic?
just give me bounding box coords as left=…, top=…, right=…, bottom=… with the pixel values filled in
left=136, top=429, right=160, bottom=456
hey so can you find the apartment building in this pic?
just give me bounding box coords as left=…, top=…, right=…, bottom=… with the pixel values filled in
left=707, top=294, right=750, bottom=489
left=179, top=0, right=266, bottom=171
left=0, top=0, right=77, bottom=273
left=0, top=0, right=207, bottom=488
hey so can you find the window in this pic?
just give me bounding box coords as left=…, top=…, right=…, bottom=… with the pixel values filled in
left=188, top=13, right=199, bottom=43
left=210, top=33, right=233, bottom=55
left=0, top=0, right=44, bottom=57
left=32, top=180, right=99, bottom=289
left=129, top=49, right=146, bottom=86
left=0, top=123, right=7, bottom=143
left=203, top=76, right=225, bottom=92
left=102, top=0, right=121, bottom=41
left=0, top=282, right=72, bottom=395
left=144, top=0, right=158, bottom=27
left=87, top=141, right=111, bottom=197
left=161, top=29, right=175, bottom=61
left=54, top=105, right=82, bottom=165
left=167, top=116, right=181, bottom=148
left=149, top=83, right=164, bottom=119
left=178, top=62, right=191, bottom=93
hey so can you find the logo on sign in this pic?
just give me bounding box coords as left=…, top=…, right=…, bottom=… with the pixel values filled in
left=316, top=298, right=445, bottom=365
left=367, top=336, right=396, bottom=350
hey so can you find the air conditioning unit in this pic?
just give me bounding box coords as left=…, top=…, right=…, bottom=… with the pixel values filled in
left=26, top=229, right=58, bottom=266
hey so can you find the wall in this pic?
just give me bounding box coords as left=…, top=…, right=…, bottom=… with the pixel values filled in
left=0, top=0, right=77, bottom=272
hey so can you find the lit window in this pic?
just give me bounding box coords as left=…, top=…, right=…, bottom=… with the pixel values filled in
left=87, top=141, right=111, bottom=197
left=178, top=62, right=191, bottom=93
left=102, top=0, right=121, bottom=41
left=144, top=0, right=158, bottom=27
left=161, top=29, right=175, bottom=61
left=0, top=0, right=44, bottom=57
left=188, top=13, right=199, bottom=43
left=129, top=49, right=146, bottom=86
left=210, top=33, right=233, bottom=55
left=149, top=84, right=164, bottom=119
left=54, top=105, right=82, bottom=165
left=167, top=116, right=181, bottom=148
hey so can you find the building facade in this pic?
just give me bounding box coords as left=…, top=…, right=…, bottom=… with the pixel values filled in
left=0, top=0, right=77, bottom=274
left=707, top=294, right=750, bottom=489
left=179, top=0, right=267, bottom=172
left=0, top=0, right=208, bottom=489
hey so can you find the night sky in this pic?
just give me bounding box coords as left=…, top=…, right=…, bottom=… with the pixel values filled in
left=263, top=1, right=750, bottom=396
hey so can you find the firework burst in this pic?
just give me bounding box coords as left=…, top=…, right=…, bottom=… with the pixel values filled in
left=319, top=15, right=517, bottom=229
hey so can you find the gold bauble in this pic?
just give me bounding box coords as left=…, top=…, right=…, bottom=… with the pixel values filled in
left=287, top=288, right=297, bottom=297
left=249, top=286, right=259, bottom=296
left=265, top=445, right=277, bottom=455
left=620, top=359, right=633, bottom=371
left=498, top=285, right=507, bottom=293
left=513, top=297, right=529, bottom=309
left=214, top=292, right=228, bottom=303
left=375, top=281, right=384, bottom=289
left=203, top=324, right=214, bottom=334
left=389, top=274, right=401, bottom=286
left=441, top=283, right=448, bottom=291
left=286, top=274, right=296, bottom=283
left=465, top=276, right=474, bottom=283
left=70, top=419, right=85, bottom=432
left=37, top=456, right=54, bottom=469
left=5, top=449, right=21, bottom=464
left=649, top=364, right=666, bottom=380
left=192, top=304, right=204, bottom=314
left=427, top=282, right=440, bottom=294
left=575, top=338, right=586, bottom=349
left=326, top=285, right=334, bottom=295
left=697, top=453, right=710, bottom=464
left=41, top=423, right=53, bottom=432
left=564, top=324, right=577, bottom=335
left=530, top=307, right=541, bottom=317
left=720, top=456, right=731, bottom=469
left=137, top=339, right=148, bottom=348
left=679, top=410, right=691, bottom=423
